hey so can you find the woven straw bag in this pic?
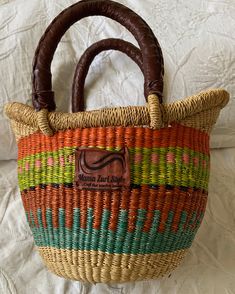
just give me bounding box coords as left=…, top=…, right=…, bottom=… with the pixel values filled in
left=5, top=0, right=229, bottom=284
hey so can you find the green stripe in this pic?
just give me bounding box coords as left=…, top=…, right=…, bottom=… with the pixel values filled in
left=18, top=146, right=208, bottom=166
left=28, top=208, right=204, bottom=254
left=18, top=146, right=209, bottom=191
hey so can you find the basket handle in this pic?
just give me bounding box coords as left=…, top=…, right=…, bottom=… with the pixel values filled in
left=72, top=38, right=144, bottom=112
left=32, top=0, right=164, bottom=113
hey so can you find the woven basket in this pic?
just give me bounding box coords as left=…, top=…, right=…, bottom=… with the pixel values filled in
left=5, top=0, right=229, bottom=283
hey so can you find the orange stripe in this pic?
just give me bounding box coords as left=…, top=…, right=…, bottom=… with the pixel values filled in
left=142, top=189, right=156, bottom=232
left=65, top=187, right=73, bottom=229
left=171, top=190, right=187, bottom=232
left=108, top=192, right=121, bottom=231
left=93, top=191, right=103, bottom=230
left=158, top=189, right=172, bottom=232
left=51, top=187, right=60, bottom=228
left=21, top=185, right=207, bottom=231
left=119, top=189, right=130, bottom=210
left=18, top=124, right=209, bottom=160
left=127, top=189, right=140, bottom=232
left=80, top=190, right=87, bottom=229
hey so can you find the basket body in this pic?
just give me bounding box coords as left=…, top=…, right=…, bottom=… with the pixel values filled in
left=18, top=123, right=209, bottom=283
left=3, top=0, right=229, bottom=283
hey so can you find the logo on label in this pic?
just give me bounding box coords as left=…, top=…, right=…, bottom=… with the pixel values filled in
left=75, top=147, right=130, bottom=190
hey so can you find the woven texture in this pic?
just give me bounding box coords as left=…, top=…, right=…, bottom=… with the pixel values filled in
left=16, top=123, right=209, bottom=282
left=5, top=86, right=229, bottom=283
left=5, top=89, right=229, bottom=140
left=4, top=46, right=229, bottom=282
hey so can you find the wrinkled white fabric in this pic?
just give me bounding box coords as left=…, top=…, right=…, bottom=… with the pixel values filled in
left=0, top=0, right=235, bottom=293
left=0, top=0, right=235, bottom=160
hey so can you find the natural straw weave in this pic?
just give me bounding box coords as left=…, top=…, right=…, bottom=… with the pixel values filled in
left=5, top=88, right=229, bottom=283
left=5, top=89, right=229, bottom=140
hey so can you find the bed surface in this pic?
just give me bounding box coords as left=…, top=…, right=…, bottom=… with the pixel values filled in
left=0, top=0, right=234, bottom=293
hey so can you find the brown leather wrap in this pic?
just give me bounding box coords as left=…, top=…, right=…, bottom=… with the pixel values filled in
left=72, top=38, right=144, bottom=112
left=32, top=0, right=164, bottom=111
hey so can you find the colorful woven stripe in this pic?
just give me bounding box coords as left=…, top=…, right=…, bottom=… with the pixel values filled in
left=17, top=123, right=209, bottom=281
left=18, top=124, right=209, bottom=160
left=27, top=208, right=203, bottom=254
left=21, top=185, right=206, bottom=230
left=18, top=146, right=209, bottom=190
left=21, top=184, right=206, bottom=254
left=18, top=126, right=210, bottom=193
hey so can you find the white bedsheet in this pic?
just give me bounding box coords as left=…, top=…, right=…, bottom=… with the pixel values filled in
left=1, top=0, right=235, bottom=293
left=1, top=148, right=235, bottom=294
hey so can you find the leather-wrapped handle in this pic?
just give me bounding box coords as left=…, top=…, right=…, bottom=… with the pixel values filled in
left=32, top=0, right=164, bottom=112
left=72, top=38, right=144, bottom=112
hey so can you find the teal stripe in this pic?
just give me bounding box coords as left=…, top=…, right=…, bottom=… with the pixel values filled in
left=145, top=210, right=161, bottom=253
left=28, top=208, right=204, bottom=254
left=131, top=209, right=147, bottom=253
left=72, top=208, right=80, bottom=249
left=114, top=210, right=128, bottom=253
left=98, top=210, right=110, bottom=252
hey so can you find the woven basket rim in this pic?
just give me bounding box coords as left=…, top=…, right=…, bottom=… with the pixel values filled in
left=5, top=88, right=229, bottom=132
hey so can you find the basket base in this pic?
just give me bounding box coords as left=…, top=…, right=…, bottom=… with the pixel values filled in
left=38, top=247, right=187, bottom=283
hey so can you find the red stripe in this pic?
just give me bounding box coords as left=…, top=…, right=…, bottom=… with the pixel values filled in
left=18, top=124, right=209, bottom=160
